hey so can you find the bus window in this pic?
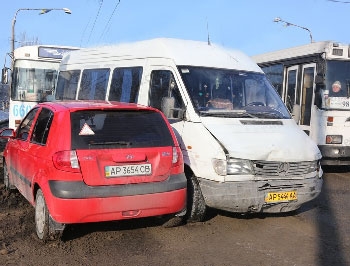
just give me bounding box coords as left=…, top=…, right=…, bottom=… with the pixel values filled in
left=55, top=70, right=81, bottom=100
left=78, top=69, right=110, bottom=100
left=260, top=64, right=284, bottom=96
left=108, top=67, right=142, bottom=103
left=285, top=69, right=297, bottom=113
left=12, top=67, right=57, bottom=102
left=300, top=67, right=315, bottom=126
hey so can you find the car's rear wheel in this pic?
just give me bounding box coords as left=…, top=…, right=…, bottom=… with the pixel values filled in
left=35, top=189, right=64, bottom=241
left=161, top=215, right=184, bottom=228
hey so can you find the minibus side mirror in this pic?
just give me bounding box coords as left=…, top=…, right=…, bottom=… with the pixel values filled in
left=161, top=97, right=175, bottom=118
left=292, top=104, right=301, bottom=124
left=1, top=67, right=8, bottom=84
left=161, top=96, right=185, bottom=120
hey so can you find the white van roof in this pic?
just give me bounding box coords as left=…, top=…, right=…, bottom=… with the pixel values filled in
left=61, top=38, right=262, bottom=73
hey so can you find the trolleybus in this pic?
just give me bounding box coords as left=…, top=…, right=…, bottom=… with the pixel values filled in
left=253, top=41, right=350, bottom=166
left=2, top=45, right=78, bottom=128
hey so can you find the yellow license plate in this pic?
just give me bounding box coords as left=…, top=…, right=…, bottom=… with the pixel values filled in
left=265, top=191, right=297, bottom=203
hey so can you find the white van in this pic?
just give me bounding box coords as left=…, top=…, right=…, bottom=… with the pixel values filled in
left=55, top=38, right=323, bottom=222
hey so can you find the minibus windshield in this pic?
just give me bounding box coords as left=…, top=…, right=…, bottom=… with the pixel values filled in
left=178, top=66, right=290, bottom=119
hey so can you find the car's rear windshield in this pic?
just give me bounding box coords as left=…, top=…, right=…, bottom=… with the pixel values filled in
left=71, top=110, right=175, bottom=149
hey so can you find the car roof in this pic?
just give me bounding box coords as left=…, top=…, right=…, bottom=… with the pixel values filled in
left=36, top=100, right=158, bottom=112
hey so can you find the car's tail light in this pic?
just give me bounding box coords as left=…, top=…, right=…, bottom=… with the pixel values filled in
left=172, top=146, right=179, bottom=164
left=53, top=150, right=81, bottom=173
left=171, top=146, right=184, bottom=174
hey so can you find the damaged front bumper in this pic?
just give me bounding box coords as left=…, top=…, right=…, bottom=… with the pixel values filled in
left=198, top=175, right=323, bottom=213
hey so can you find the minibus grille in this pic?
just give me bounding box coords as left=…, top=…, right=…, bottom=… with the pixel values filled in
left=252, top=160, right=316, bottom=177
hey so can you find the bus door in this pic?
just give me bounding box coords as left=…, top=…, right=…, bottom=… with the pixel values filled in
left=284, top=66, right=298, bottom=114
left=299, top=63, right=316, bottom=135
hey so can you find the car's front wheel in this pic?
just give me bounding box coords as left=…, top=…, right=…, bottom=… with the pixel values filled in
left=3, top=162, right=15, bottom=191
left=35, top=189, right=64, bottom=241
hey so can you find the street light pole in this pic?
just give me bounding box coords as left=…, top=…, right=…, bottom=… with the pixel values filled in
left=274, top=17, right=313, bottom=43
left=11, top=8, right=71, bottom=60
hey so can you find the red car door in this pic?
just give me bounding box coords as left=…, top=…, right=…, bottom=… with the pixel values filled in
left=11, top=108, right=40, bottom=202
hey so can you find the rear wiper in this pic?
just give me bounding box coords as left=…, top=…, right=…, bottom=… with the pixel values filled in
left=89, top=141, right=132, bottom=146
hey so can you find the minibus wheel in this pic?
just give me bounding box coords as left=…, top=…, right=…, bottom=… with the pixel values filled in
left=186, top=174, right=206, bottom=223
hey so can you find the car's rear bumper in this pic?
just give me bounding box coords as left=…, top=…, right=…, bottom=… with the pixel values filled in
left=46, top=173, right=187, bottom=223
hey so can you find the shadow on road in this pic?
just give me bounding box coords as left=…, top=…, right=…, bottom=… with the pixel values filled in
left=316, top=175, right=347, bottom=266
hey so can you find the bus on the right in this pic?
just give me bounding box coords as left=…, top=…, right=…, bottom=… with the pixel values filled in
left=253, top=41, right=350, bottom=166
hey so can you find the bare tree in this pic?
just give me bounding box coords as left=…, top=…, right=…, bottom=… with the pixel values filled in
left=17, top=32, right=41, bottom=47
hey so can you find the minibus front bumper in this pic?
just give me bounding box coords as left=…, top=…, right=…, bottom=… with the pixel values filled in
left=198, top=175, right=323, bottom=213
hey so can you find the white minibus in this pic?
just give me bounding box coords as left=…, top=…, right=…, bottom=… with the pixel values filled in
left=55, top=38, right=323, bottom=222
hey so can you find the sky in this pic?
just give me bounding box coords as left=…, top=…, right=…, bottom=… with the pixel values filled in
left=1, top=0, right=350, bottom=67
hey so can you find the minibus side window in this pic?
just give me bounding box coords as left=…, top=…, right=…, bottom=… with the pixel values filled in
left=55, top=70, right=81, bottom=100
left=149, top=70, right=184, bottom=119
left=78, top=68, right=110, bottom=100
left=109, top=67, right=142, bottom=103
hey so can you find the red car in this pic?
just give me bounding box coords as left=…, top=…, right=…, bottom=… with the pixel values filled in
left=1, top=101, right=186, bottom=241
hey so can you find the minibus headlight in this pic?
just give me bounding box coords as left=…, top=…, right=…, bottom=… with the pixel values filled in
left=212, top=158, right=253, bottom=176
left=227, top=158, right=253, bottom=175
left=212, top=159, right=227, bottom=176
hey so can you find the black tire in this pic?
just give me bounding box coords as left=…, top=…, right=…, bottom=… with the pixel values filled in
left=185, top=174, right=206, bottom=223
left=3, top=162, right=15, bottom=191
left=161, top=216, right=184, bottom=228
left=35, top=189, right=63, bottom=241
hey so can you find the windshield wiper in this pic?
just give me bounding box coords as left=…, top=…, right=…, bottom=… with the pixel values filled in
left=199, top=110, right=258, bottom=118
left=246, top=111, right=284, bottom=119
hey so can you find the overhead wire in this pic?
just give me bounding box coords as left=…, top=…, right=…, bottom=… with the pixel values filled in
left=87, top=0, right=104, bottom=44
left=99, top=0, right=121, bottom=41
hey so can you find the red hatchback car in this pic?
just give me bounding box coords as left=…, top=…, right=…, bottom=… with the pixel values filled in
left=1, top=101, right=187, bottom=241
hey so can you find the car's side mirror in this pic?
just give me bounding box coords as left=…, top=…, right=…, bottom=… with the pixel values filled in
left=0, top=128, right=15, bottom=138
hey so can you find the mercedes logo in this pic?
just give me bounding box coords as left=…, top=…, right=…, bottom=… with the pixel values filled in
left=277, top=162, right=289, bottom=176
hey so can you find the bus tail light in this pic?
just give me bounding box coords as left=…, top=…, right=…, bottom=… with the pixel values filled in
left=326, top=135, right=342, bottom=144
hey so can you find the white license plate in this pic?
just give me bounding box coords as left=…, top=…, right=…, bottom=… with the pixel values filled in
left=105, top=164, right=152, bottom=177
